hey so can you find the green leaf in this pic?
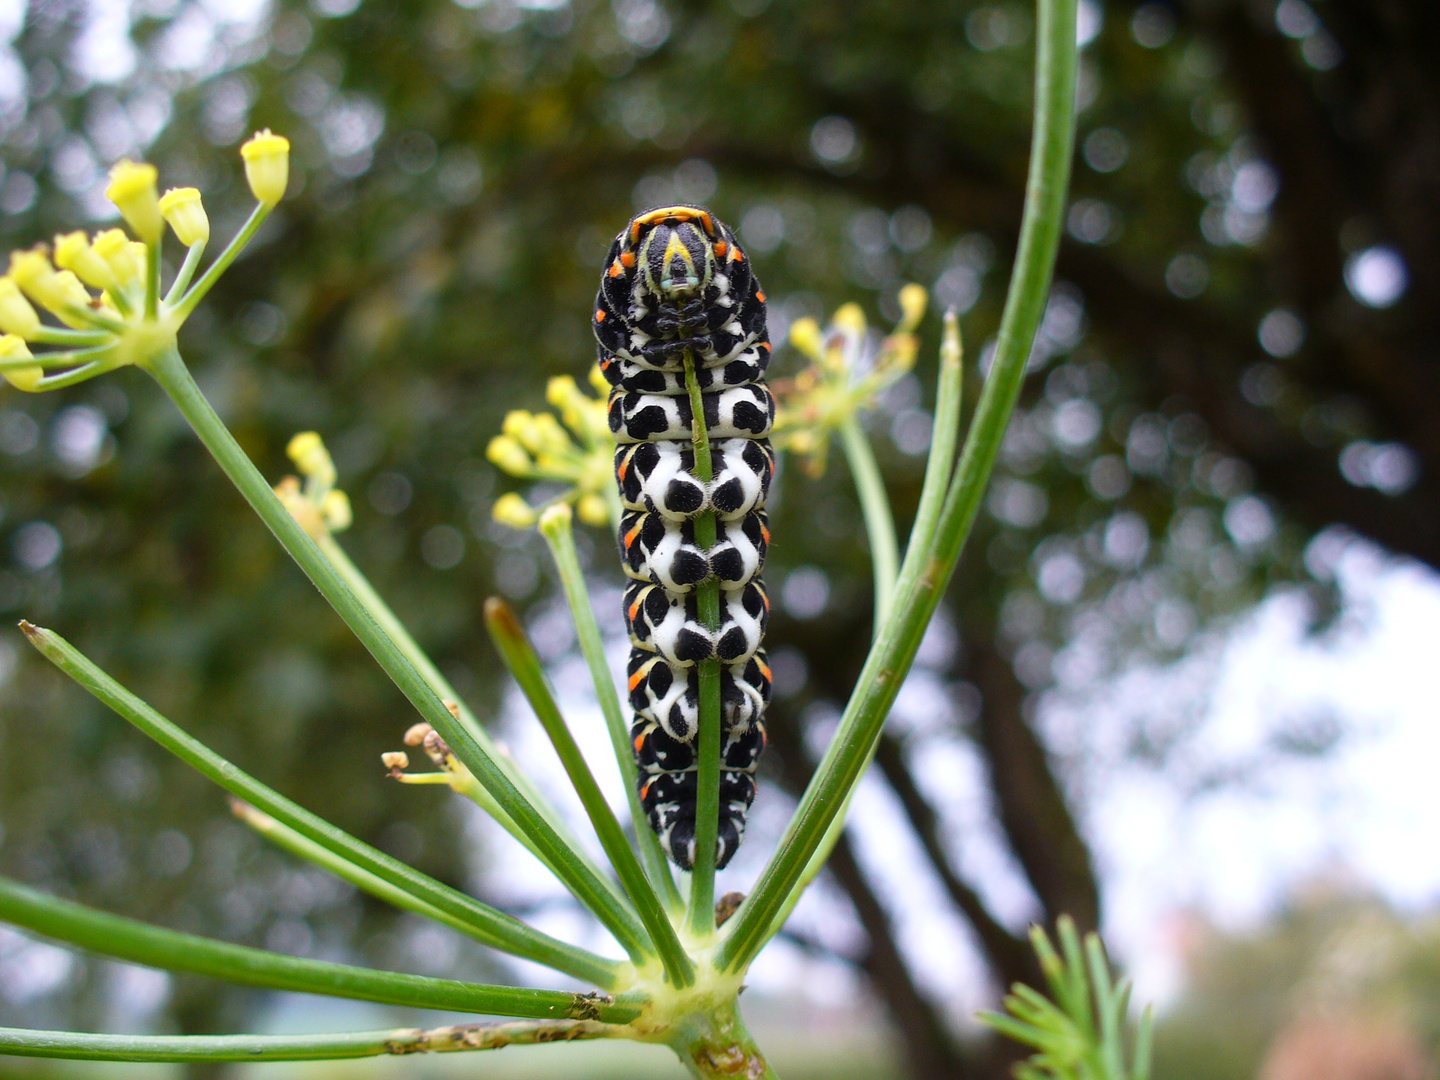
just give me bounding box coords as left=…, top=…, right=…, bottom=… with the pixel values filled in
left=0, top=876, right=638, bottom=1023
left=715, top=0, right=1080, bottom=975
left=484, top=595, right=694, bottom=985
left=20, top=622, right=621, bottom=989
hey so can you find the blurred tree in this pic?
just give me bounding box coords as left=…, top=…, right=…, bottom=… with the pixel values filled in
left=0, top=0, right=1432, bottom=1077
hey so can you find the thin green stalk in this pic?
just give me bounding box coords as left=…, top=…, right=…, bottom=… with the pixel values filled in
left=0, top=345, right=115, bottom=371
left=21, top=622, right=622, bottom=989
left=0, top=876, right=638, bottom=1024
left=144, top=345, right=655, bottom=967
left=229, top=799, right=542, bottom=961
left=145, top=239, right=160, bottom=321
left=761, top=311, right=966, bottom=940
left=716, top=0, right=1077, bottom=974
left=485, top=597, right=694, bottom=987
left=314, top=531, right=592, bottom=869
left=682, top=352, right=721, bottom=936
left=163, top=240, right=207, bottom=306
left=26, top=327, right=113, bottom=347
left=906, top=310, right=966, bottom=562
left=838, top=415, right=899, bottom=630
left=538, top=508, right=682, bottom=914
left=171, top=202, right=270, bottom=321
left=0, top=1020, right=620, bottom=1063
left=35, top=354, right=123, bottom=391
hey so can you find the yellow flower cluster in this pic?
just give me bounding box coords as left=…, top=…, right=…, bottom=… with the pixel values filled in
left=274, top=432, right=353, bottom=540
left=0, top=131, right=290, bottom=394
left=487, top=369, right=616, bottom=529
left=773, top=283, right=928, bottom=476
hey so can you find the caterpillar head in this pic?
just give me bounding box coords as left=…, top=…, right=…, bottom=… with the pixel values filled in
left=625, top=206, right=725, bottom=301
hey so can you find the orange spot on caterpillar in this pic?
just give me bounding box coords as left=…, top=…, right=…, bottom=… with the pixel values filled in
left=759, top=341, right=771, bottom=352
left=620, top=251, right=636, bottom=268
left=633, top=732, right=646, bottom=753
left=640, top=779, right=653, bottom=800
left=609, top=262, right=624, bottom=278
left=730, top=246, right=745, bottom=262
left=629, top=670, right=646, bottom=692
left=760, top=522, right=770, bottom=544
left=698, top=212, right=714, bottom=234
left=628, top=598, right=643, bottom=620
left=755, top=291, right=766, bottom=303
left=713, top=241, right=728, bottom=259
left=617, top=456, right=630, bottom=482
left=595, top=309, right=606, bottom=322
left=756, top=659, right=772, bottom=681
left=624, top=521, right=644, bottom=549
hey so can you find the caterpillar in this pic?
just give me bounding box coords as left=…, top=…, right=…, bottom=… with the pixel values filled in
left=593, top=205, right=772, bottom=871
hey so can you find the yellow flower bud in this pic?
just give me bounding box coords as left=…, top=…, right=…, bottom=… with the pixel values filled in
left=530, top=413, right=571, bottom=456
left=10, top=248, right=63, bottom=309
left=486, top=434, right=533, bottom=476
left=286, top=431, right=336, bottom=486
left=91, top=229, right=144, bottom=286
left=576, top=493, right=610, bottom=527
left=48, top=271, right=96, bottom=329
left=54, top=232, right=120, bottom=292
left=0, top=334, right=41, bottom=392
left=320, top=489, right=352, bottom=532
left=240, top=130, right=290, bottom=205
left=896, top=283, right=927, bottom=332
left=158, top=187, right=210, bottom=246
left=492, top=492, right=538, bottom=529
left=538, top=502, right=574, bottom=533
left=0, top=277, right=40, bottom=338
left=105, top=160, right=164, bottom=244
left=833, top=302, right=866, bottom=336
left=788, top=317, right=823, bottom=360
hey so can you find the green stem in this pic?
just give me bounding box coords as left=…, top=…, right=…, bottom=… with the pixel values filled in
left=171, top=202, right=270, bottom=321
left=682, top=352, right=721, bottom=936
left=144, top=345, right=654, bottom=967
left=537, top=510, right=683, bottom=914
left=20, top=622, right=621, bottom=989
left=666, top=997, right=778, bottom=1080
left=0, top=876, right=638, bottom=1023
left=485, top=597, right=693, bottom=985
left=163, top=240, right=207, bottom=306
left=838, top=414, right=900, bottom=631
left=762, top=312, right=966, bottom=940
left=716, top=0, right=1077, bottom=974
left=314, top=532, right=591, bottom=868
left=145, top=239, right=160, bottom=321
left=0, top=1020, right=621, bottom=1063
left=35, top=353, right=123, bottom=391
left=0, top=345, right=115, bottom=371
left=26, top=327, right=113, bottom=347
left=229, top=799, right=545, bottom=964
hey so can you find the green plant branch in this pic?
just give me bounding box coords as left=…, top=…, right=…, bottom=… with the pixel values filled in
left=170, top=202, right=270, bottom=320
left=163, top=239, right=207, bottom=306
left=761, top=311, right=965, bottom=941
left=484, top=596, right=694, bottom=984
left=144, top=345, right=655, bottom=967
left=537, top=508, right=683, bottom=914
left=682, top=351, right=722, bottom=937
left=20, top=622, right=622, bottom=989
left=978, top=917, right=1153, bottom=1080
left=314, top=531, right=594, bottom=870
left=837, top=415, right=900, bottom=630
left=0, top=876, right=638, bottom=1024
left=0, top=1019, right=621, bottom=1063
left=716, top=0, right=1077, bottom=974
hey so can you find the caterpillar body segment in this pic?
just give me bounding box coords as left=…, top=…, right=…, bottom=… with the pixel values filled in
left=618, top=509, right=768, bottom=593
left=614, top=438, right=774, bottom=521
left=594, top=205, right=772, bottom=870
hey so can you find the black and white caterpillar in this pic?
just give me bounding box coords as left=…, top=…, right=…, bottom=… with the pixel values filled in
left=593, top=206, right=773, bottom=870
